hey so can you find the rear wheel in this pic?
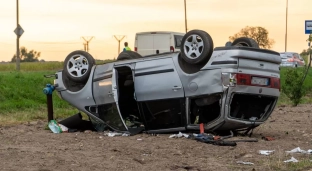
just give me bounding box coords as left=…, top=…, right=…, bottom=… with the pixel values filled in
left=117, top=51, right=143, bottom=61
left=232, top=37, right=259, bottom=48
left=180, top=30, right=214, bottom=64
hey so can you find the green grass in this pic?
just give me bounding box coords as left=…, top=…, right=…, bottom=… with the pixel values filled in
left=278, top=67, right=312, bottom=105
left=0, top=70, right=78, bottom=125
left=0, top=62, right=64, bottom=71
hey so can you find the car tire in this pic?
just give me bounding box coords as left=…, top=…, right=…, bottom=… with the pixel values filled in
left=231, top=37, right=259, bottom=48
left=63, top=50, right=95, bottom=83
left=180, top=30, right=214, bottom=64
left=117, top=51, right=143, bottom=61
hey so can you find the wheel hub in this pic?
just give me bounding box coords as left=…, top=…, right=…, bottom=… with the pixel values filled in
left=183, top=34, right=204, bottom=59
left=66, top=55, right=89, bottom=78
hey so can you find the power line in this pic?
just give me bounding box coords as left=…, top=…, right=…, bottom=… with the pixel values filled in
left=82, top=36, right=94, bottom=52
left=113, top=35, right=126, bottom=55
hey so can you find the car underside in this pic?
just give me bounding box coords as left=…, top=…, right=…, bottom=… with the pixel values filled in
left=53, top=30, right=281, bottom=135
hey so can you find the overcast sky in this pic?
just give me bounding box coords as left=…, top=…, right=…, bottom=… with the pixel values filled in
left=0, top=0, right=311, bottom=61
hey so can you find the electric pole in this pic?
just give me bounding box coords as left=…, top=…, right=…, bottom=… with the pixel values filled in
left=184, top=0, right=187, bottom=33
left=14, top=0, right=24, bottom=71
left=285, top=0, right=288, bottom=52
left=82, top=36, right=94, bottom=52
left=114, top=35, right=126, bottom=55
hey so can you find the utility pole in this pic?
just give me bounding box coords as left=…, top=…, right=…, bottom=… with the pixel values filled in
left=114, top=35, right=126, bottom=55
left=184, top=0, right=187, bottom=33
left=285, top=0, right=288, bottom=52
left=82, top=36, right=94, bottom=52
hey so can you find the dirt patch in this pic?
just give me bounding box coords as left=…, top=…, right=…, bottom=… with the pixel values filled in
left=1, top=104, right=312, bottom=171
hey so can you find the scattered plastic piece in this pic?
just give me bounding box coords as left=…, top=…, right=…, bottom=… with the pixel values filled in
left=48, top=120, right=68, bottom=133
left=286, top=147, right=312, bottom=154
left=259, top=150, right=275, bottom=156
left=105, top=132, right=130, bottom=137
left=236, top=161, right=254, bottom=165
left=169, top=132, right=189, bottom=138
left=137, top=139, right=142, bottom=141
left=262, top=136, right=275, bottom=141
left=284, top=157, right=298, bottom=163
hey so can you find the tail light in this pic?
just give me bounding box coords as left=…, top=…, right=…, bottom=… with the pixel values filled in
left=271, top=77, right=280, bottom=91
left=134, top=47, right=137, bottom=52
left=221, top=73, right=280, bottom=91
left=170, top=46, right=174, bottom=52
left=236, top=73, right=251, bottom=85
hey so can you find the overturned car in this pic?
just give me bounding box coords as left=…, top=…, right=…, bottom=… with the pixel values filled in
left=53, top=30, right=281, bottom=134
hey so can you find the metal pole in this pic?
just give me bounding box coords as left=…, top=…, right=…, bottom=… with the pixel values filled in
left=118, top=40, right=121, bottom=54
left=184, top=0, right=187, bottom=33
left=16, top=0, right=20, bottom=71
left=47, top=94, right=54, bottom=121
left=285, top=0, right=288, bottom=52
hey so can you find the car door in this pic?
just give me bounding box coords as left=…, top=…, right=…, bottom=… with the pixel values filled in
left=92, top=63, right=128, bottom=132
left=134, top=57, right=185, bottom=131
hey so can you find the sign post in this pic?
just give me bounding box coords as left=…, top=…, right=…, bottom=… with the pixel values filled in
left=14, top=0, right=24, bottom=71
left=305, top=20, right=312, bottom=34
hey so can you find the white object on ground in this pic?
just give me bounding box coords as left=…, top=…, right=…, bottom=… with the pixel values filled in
left=284, top=157, right=299, bottom=163
left=48, top=120, right=62, bottom=133
left=259, top=150, right=275, bottom=156
left=236, top=161, right=254, bottom=165
left=105, top=132, right=130, bottom=137
left=286, top=147, right=312, bottom=154
left=169, top=132, right=189, bottom=138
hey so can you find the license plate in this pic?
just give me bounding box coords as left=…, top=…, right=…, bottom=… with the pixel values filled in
left=251, top=77, right=269, bottom=86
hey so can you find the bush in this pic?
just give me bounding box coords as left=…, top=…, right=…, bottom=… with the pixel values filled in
left=282, top=67, right=307, bottom=106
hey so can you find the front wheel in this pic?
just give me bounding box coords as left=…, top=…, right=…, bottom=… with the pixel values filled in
left=63, top=50, right=95, bottom=83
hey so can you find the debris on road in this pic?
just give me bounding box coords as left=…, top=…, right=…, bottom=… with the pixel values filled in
left=169, top=132, right=189, bottom=138
left=237, top=161, right=254, bottom=165
left=284, top=157, right=299, bottom=163
left=286, top=147, right=312, bottom=154
left=104, top=132, right=130, bottom=137
left=259, top=150, right=275, bottom=156
left=262, top=136, right=275, bottom=141
left=48, top=120, right=68, bottom=133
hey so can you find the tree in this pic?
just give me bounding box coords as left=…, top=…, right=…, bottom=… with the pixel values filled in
left=11, top=47, right=41, bottom=62
left=229, top=26, right=275, bottom=49
left=300, top=49, right=312, bottom=56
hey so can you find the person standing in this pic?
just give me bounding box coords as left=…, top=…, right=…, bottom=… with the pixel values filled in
left=123, top=42, right=131, bottom=52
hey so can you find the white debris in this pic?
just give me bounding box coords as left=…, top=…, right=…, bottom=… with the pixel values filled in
left=236, top=161, right=254, bottom=165
left=137, top=139, right=142, bottom=141
left=169, top=132, right=189, bottom=138
left=286, top=147, right=312, bottom=154
left=259, top=150, right=275, bottom=156
left=284, top=157, right=299, bottom=163
left=105, top=132, right=130, bottom=137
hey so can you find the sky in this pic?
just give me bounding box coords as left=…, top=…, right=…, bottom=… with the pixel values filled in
left=0, top=0, right=311, bottom=62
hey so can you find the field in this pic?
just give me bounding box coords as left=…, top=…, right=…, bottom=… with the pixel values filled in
left=1, top=62, right=312, bottom=170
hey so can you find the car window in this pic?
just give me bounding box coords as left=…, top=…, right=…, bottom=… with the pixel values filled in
left=174, top=35, right=184, bottom=49
left=294, top=53, right=300, bottom=58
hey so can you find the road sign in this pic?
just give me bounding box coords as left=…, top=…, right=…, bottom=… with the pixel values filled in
left=305, top=20, right=312, bottom=34
left=14, top=24, right=24, bottom=37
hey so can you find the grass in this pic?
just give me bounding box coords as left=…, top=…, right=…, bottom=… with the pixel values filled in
left=0, top=70, right=79, bottom=125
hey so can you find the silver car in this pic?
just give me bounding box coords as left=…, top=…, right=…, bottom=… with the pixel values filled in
left=280, top=52, right=305, bottom=67
left=53, top=30, right=281, bottom=134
